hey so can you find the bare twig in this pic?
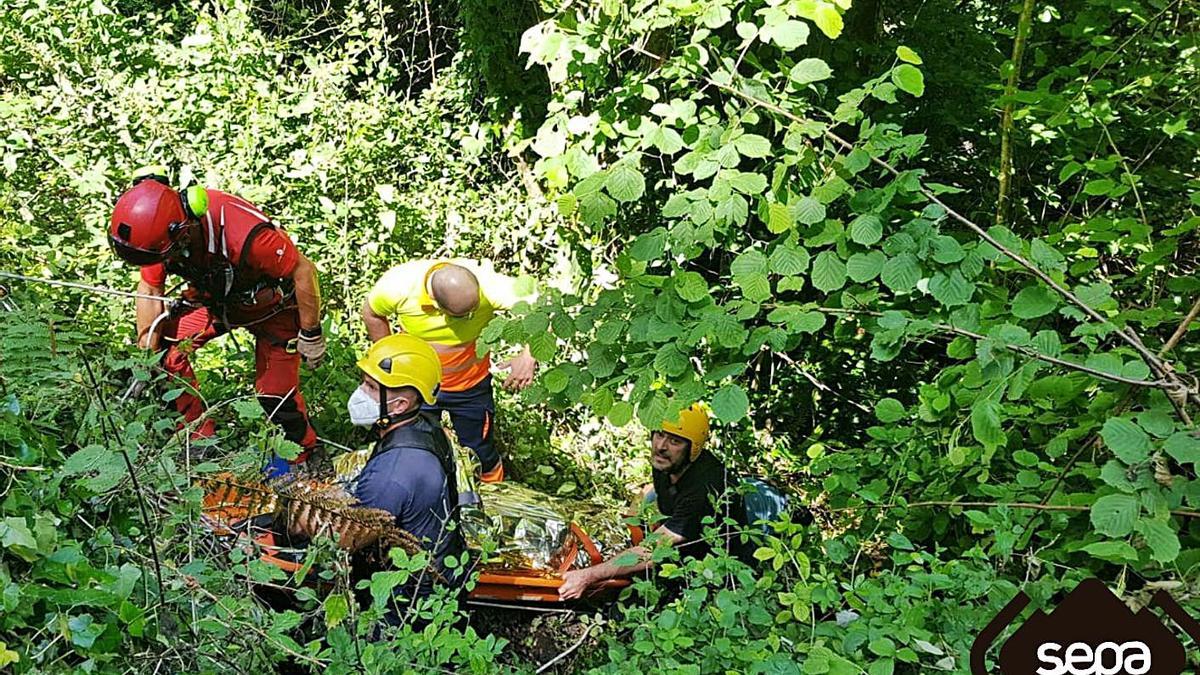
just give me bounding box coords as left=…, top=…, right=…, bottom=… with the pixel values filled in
left=535, top=622, right=597, bottom=674
left=1160, top=295, right=1200, bottom=357
left=773, top=351, right=871, bottom=413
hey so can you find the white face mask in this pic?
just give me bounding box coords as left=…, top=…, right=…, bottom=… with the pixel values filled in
left=347, top=386, right=386, bottom=427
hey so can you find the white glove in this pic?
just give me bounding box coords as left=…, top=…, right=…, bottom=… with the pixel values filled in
left=297, top=326, right=326, bottom=368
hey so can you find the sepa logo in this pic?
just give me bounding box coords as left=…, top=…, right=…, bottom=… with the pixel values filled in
left=970, top=578, right=1200, bottom=674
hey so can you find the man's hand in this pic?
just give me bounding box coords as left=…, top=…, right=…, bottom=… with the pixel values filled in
left=297, top=326, right=326, bottom=368
left=498, top=348, right=537, bottom=391
left=558, top=568, right=594, bottom=601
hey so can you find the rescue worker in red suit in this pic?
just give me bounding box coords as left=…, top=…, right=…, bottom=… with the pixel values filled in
left=107, top=167, right=325, bottom=474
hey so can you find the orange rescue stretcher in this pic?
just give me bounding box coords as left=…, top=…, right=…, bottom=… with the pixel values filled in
left=470, top=522, right=629, bottom=603
left=200, top=476, right=630, bottom=605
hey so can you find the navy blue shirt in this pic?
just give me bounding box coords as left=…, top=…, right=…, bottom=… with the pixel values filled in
left=352, top=416, right=464, bottom=599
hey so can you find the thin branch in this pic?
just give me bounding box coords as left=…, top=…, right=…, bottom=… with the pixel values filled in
left=773, top=351, right=871, bottom=413
left=1160, top=295, right=1200, bottom=357
left=938, top=324, right=1167, bottom=388
left=810, top=306, right=1168, bottom=388
left=535, top=622, right=597, bottom=674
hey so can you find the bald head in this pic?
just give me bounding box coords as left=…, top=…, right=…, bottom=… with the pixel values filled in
left=430, top=264, right=480, bottom=316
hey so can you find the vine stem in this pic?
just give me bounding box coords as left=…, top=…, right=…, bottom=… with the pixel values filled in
left=829, top=500, right=1200, bottom=519
left=702, top=77, right=1193, bottom=421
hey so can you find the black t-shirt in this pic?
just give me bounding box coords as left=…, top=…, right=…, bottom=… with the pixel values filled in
left=651, top=450, right=749, bottom=561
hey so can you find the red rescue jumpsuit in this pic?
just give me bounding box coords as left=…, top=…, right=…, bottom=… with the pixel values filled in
left=140, top=190, right=317, bottom=455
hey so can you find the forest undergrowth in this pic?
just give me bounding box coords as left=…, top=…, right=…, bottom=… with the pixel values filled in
left=2, top=0, right=1199, bottom=672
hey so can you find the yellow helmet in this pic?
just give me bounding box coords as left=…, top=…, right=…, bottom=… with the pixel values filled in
left=660, top=403, right=710, bottom=461
left=356, top=334, right=442, bottom=404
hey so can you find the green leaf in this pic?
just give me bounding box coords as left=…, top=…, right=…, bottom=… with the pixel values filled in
left=607, top=401, right=634, bottom=426
left=712, top=385, right=750, bottom=422
left=323, top=594, right=349, bottom=628
left=895, top=46, right=922, bottom=64
left=1083, top=178, right=1115, bottom=196
left=891, top=64, right=925, bottom=97
left=738, top=274, right=772, bottom=302
left=769, top=20, right=809, bottom=50
left=729, top=171, right=768, bottom=194
left=790, top=58, right=833, bottom=85
left=792, top=312, right=825, bottom=333
left=880, top=253, right=920, bottom=292
left=770, top=243, right=810, bottom=276
left=812, top=3, right=843, bottom=38
left=846, top=251, right=885, bottom=282
left=794, top=196, right=826, bottom=225
left=766, top=202, right=794, bottom=233
left=1164, top=431, right=1200, bottom=465
left=1136, top=519, right=1180, bottom=563
left=811, top=251, right=847, bottom=293
left=1090, top=494, right=1139, bottom=537
left=543, top=367, right=569, bottom=393
left=842, top=148, right=870, bottom=174
left=732, top=249, right=772, bottom=301
left=1058, top=161, right=1083, bottom=182
left=654, top=344, right=689, bottom=377
left=630, top=229, right=666, bottom=261
left=0, top=517, right=37, bottom=560
left=875, top=398, right=905, bottom=423
left=931, top=235, right=964, bottom=263
left=606, top=163, right=646, bottom=202
left=970, top=399, right=1005, bottom=447
left=928, top=271, right=974, bottom=307
left=1081, top=540, right=1139, bottom=563
left=674, top=271, right=709, bottom=302
left=849, top=214, right=882, bottom=245
left=868, top=638, right=896, bottom=657
left=1011, top=286, right=1059, bottom=319
left=732, top=249, right=769, bottom=278
left=529, top=331, right=557, bottom=361
left=579, top=191, right=617, bottom=226
left=735, top=134, right=772, bottom=158
left=1100, top=417, right=1151, bottom=464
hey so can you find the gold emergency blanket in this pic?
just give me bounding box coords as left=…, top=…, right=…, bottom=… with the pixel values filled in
left=330, top=426, right=630, bottom=573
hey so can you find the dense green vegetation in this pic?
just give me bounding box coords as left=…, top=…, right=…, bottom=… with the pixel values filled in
left=2, top=0, right=1198, bottom=671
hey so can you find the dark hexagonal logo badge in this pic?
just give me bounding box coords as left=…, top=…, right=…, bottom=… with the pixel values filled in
left=971, top=579, right=1200, bottom=674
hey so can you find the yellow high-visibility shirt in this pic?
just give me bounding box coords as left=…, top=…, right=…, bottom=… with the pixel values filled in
left=365, top=259, right=535, bottom=391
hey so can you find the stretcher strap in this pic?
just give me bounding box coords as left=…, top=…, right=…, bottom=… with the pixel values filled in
left=570, top=522, right=603, bottom=567
left=628, top=522, right=644, bottom=546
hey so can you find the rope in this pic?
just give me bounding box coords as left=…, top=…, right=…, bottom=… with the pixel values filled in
left=0, top=270, right=175, bottom=302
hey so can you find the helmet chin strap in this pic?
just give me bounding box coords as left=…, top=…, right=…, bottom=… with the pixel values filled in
left=374, top=387, right=421, bottom=432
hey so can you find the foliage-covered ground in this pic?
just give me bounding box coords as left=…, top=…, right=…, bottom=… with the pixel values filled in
left=2, top=0, right=1199, bottom=672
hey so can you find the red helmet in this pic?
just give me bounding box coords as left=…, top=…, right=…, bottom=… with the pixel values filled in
left=108, top=180, right=188, bottom=266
